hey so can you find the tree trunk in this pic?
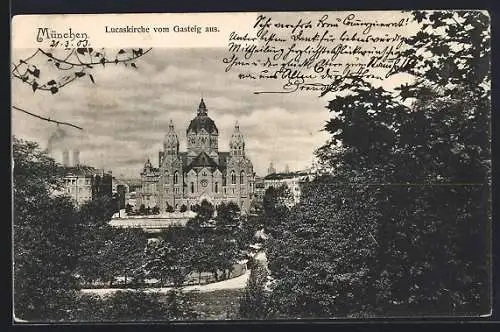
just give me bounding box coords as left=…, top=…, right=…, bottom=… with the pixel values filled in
left=198, top=271, right=202, bottom=285
left=124, top=273, right=127, bottom=285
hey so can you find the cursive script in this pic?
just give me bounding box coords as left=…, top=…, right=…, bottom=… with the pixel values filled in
left=222, top=12, right=415, bottom=95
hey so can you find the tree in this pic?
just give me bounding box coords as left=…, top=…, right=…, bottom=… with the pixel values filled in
left=262, top=185, right=293, bottom=238
left=152, top=206, right=160, bottom=215
left=71, top=290, right=196, bottom=321
left=266, top=10, right=491, bottom=317
left=143, top=236, right=192, bottom=287
left=186, top=200, right=214, bottom=230
left=138, top=204, right=146, bottom=215
left=99, top=228, right=148, bottom=286
left=125, top=203, right=134, bottom=215
left=166, top=204, right=175, bottom=213
left=75, top=197, right=116, bottom=285
left=179, top=204, right=187, bottom=213
left=265, top=178, right=378, bottom=318
left=216, top=201, right=240, bottom=230
left=13, top=137, right=81, bottom=321
left=239, top=261, right=268, bottom=319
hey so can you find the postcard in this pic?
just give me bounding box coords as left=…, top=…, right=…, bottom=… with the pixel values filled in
left=11, top=11, right=492, bottom=322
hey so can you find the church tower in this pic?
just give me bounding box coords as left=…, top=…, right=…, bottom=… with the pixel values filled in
left=230, top=121, right=245, bottom=158
left=159, top=119, right=183, bottom=212
left=163, top=120, right=179, bottom=158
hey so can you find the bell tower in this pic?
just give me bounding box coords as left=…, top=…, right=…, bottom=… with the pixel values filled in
left=229, top=121, right=245, bottom=158
left=163, top=119, right=179, bottom=158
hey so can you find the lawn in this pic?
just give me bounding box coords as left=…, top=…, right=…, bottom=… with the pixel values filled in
left=183, top=289, right=244, bottom=320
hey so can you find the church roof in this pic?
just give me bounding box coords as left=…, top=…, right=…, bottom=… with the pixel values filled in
left=186, top=99, right=218, bottom=134
left=186, top=152, right=219, bottom=170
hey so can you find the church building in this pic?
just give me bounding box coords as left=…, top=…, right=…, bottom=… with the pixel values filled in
left=138, top=99, right=255, bottom=212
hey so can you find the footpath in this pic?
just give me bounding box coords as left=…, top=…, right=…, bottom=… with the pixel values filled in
left=81, top=250, right=267, bottom=297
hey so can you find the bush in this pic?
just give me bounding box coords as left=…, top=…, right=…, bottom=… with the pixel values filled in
left=68, top=290, right=197, bottom=321
left=238, top=261, right=268, bottom=319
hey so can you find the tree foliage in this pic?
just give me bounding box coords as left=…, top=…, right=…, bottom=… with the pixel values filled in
left=239, top=261, right=268, bottom=319
left=67, top=290, right=197, bottom=321
left=262, top=185, right=293, bottom=238
left=266, top=10, right=491, bottom=318
left=13, top=137, right=81, bottom=320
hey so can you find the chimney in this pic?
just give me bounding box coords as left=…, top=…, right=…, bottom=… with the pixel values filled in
left=62, top=149, right=69, bottom=166
left=73, top=150, right=80, bottom=166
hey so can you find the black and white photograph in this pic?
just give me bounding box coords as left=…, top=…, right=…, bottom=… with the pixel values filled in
left=11, top=10, right=491, bottom=322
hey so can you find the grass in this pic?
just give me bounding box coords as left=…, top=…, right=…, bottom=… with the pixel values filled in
left=184, top=289, right=244, bottom=320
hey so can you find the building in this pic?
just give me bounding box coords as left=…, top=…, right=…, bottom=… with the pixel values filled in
left=253, top=176, right=266, bottom=200
left=138, top=99, right=256, bottom=212
left=267, top=162, right=276, bottom=175
left=57, top=166, right=113, bottom=207
left=263, top=170, right=312, bottom=204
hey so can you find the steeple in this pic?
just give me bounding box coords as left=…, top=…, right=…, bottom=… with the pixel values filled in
left=197, top=98, right=207, bottom=116
left=164, top=119, right=179, bottom=156
left=230, top=120, right=245, bottom=157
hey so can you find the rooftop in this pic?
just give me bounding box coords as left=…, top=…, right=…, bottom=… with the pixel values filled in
left=263, top=171, right=310, bottom=181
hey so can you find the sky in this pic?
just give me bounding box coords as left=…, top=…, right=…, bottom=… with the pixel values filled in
left=11, top=47, right=337, bottom=178
left=11, top=11, right=421, bottom=178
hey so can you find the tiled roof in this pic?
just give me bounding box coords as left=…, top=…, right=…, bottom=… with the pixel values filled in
left=186, top=115, right=218, bottom=134
left=264, top=171, right=309, bottom=180
left=186, top=152, right=219, bottom=170
left=63, top=165, right=100, bottom=177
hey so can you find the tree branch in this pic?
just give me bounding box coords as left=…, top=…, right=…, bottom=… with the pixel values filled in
left=36, top=48, right=152, bottom=67
left=12, top=105, right=83, bottom=130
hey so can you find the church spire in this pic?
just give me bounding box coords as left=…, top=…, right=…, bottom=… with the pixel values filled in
left=164, top=119, right=179, bottom=156
left=197, top=98, right=207, bottom=116
left=230, top=120, right=245, bottom=157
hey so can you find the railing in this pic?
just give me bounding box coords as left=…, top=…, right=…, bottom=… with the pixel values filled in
left=109, top=217, right=189, bottom=228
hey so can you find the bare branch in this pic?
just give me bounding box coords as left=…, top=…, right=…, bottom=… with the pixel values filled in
left=12, top=105, right=83, bottom=130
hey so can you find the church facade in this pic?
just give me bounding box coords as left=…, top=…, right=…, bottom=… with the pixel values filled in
left=138, top=99, right=255, bottom=212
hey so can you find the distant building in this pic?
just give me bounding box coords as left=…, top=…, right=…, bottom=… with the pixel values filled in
left=267, top=161, right=276, bottom=175
left=263, top=170, right=312, bottom=204
left=57, top=166, right=113, bottom=207
left=253, top=176, right=266, bottom=200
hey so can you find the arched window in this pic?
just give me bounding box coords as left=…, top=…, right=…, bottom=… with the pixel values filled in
left=174, top=171, right=179, bottom=184
left=240, top=171, right=245, bottom=184
left=231, top=171, right=236, bottom=184
left=215, top=182, right=218, bottom=193
left=191, top=182, right=194, bottom=193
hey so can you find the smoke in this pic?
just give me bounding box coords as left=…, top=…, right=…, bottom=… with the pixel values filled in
left=47, top=126, right=69, bottom=152
left=47, top=126, right=84, bottom=166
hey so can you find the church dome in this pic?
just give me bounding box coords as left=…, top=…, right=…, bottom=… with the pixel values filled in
left=186, top=99, right=219, bottom=134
